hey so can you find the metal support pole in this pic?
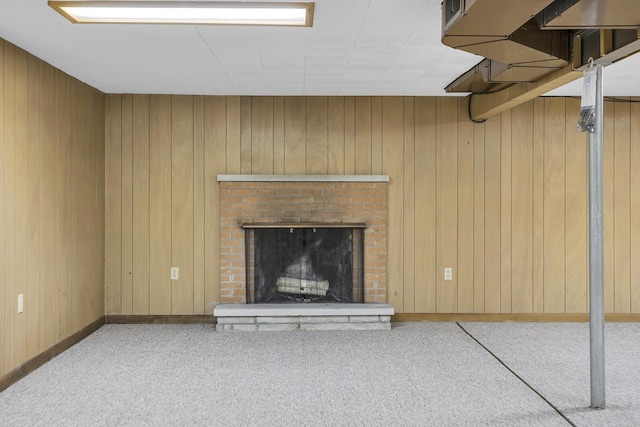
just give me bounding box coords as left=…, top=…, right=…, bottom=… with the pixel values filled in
left=589, top=63, right=605, bottom=409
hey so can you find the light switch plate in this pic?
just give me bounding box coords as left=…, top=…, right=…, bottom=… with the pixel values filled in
left=444, top=268, right=453, bottom=281
left=170, top=267, right=179, bottom=281
left=18, top=294, right=24, bottom=313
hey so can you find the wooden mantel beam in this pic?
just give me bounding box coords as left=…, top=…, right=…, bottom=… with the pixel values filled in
left=469, top=64, right=583, bottom=121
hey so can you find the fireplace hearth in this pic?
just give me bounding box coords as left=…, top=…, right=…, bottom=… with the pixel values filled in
left=244, top=224, right=365, bottom=304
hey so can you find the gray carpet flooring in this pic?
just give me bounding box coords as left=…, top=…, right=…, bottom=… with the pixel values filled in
left=0, top=322, right=638, bottom=426
left=459, top=322, right=640, bottom=426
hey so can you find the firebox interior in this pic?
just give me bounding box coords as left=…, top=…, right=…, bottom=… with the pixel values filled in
left=244, top=225, right=365, bottom=303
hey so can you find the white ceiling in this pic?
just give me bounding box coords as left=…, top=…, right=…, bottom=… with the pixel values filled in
left=0, top=0, right=639, bottom=97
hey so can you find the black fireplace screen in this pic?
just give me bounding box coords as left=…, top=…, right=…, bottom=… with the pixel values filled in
left=244, top=226, right=365, bottom=303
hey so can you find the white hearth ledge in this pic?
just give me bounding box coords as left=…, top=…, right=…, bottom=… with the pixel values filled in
left=215, top=303, right=394, bottom=317
left=218, top=174, right=389, bottom=182
left=214, top=303, right=394, bottom=331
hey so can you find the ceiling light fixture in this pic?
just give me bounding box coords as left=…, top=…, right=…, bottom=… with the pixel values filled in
left=48, top=1, right=314, bottom=26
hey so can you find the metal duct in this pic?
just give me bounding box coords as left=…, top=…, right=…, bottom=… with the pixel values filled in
left=443, top=0, right=640, bottom=94
left=442, top=0, right=571, bottom=92
left=445, top=59, right=509, bottom=93
left=575, top=29, right=640, bottom=67
left=451, top=19, right=570, bottom=66
left=443, top=0, right=556, bottom=38
left=445, top=57, right=570, bottom=93
left=537, top=0, right=640, bottom=29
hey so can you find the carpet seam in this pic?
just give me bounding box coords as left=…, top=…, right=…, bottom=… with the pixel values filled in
left=456, top=322, right=577, bottom=427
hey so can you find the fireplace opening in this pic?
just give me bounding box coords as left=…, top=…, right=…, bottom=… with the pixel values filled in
left=244, top=225, right=365, bottom=303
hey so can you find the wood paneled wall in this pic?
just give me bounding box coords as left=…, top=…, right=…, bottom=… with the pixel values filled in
left=104, top=94, right=640, bottom=315
left=0, top=40, right=105, bottom=377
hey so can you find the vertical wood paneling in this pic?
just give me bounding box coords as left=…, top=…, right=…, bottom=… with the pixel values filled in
left=48, top=69, right=61, bottom=343
left=564, top=98, right=588, bottom=313
left=484, top=115, right=501, bottom=313
left=371, top=97, right=383, bottom=174
left=306, top=97, right=328, bottom=174
left=284, top=97, right=306, bottom=174
left=120, top=95, right=133, bottom=315
left=383, top=97, right=404, bottom=311
left=74, top=82, right=84, bottom=327
left=631, top=99, right=640, bottom=313
left=105, top=95, right=122, bottom=315
left=59, top=73, right=70, bottom=337
left=86, top=87, right=96, bottom=322
left=132, top=95, right=150, bottom=315
left=26, top=53, right=41, bottom=359
left=436, top=97, right=457, bottom=313
left=473, top=118, right=485, bottom=313
left=92, top=86, right=106, bottom=323
left=603, top=100, right=615, bottom=313
left=14, top=47, right=28, bottom=366
left=543, top=98, right=566, bottom=313
left=171, top=96, right=194, bottom=315
left=68, top=80, right=79, bottom=331
left=614, top=100, right=631, bottom=313
left=84, top=84, right=95, bottom=321
left=511, top=102, right=533, bottom=313
left=0, top=42, right=6, bottom=373
left=500, top=109, right=512, bottom=313
left=344, top=97, right=356, bottom=174
left=226, top=96, right=241, bottom=174
left=71, top=80, right=81, bottom=327
left=1, top=39, right=104, bottom=376
left=403, top=98, right=415, bottom=312
left=327, top=97, right=344, bottom=174
left=532, top=98, right=545, bottom=313
left=79, top=82, right=87, bottom=324
left=149, top=95, right=172, bottom=314
left=3, top=42, right=16, bottom=370
left=205, top=97, right=227, bottom=310
left=38, top=62, right=49, bottom=349
left=84, top=85, right=94, bottom=324
left=457, top=98, right=474, bottom=313
left=251, top=97, right=273, bottom=174
left=355, top=97, right=372, bottom=174
left=98, top=88, right=107, bottom=319
left=193, top=96, right=205, bottom=315
left=273, top=97, right=285, bottom=174
left=240, top=97, right=252, bottom=174
left=80, top=86, right=88, bottom=325
left=414, top=97, right=436, bottom=313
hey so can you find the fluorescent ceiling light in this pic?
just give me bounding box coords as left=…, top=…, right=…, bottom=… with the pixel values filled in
left=48, top=1, right=314, bottom=26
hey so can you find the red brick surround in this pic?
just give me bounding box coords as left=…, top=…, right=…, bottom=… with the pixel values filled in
left=219, top=178, right=388, bottom=304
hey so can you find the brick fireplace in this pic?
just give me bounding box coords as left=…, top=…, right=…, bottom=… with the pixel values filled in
left=218, top=175, right=389, bottom=305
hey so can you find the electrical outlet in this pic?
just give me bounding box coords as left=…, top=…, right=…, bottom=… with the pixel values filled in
left=170, top=267, right=179, bottom=281
left=444, top=268, right=453, bottom=281
left=18, top=294, right=24, bottom=313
